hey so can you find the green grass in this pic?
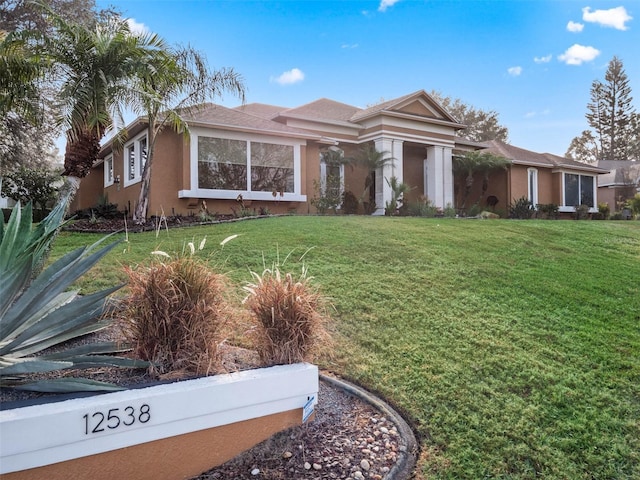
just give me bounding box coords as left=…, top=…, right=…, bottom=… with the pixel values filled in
left=52, top=217, right=640, bottom=479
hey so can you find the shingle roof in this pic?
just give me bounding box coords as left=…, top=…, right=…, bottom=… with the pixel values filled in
left=233, top=103, right=288, bottom=120
left=598, top=160, right=640, bottom=185
left=483, top=140, right=608, bottom=173
left=278, top=98, right=363, bottom=127
left=183, top=103, right=320, bottom=138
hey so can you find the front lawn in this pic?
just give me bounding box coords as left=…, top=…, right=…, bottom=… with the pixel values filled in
left=53, top=217, right=640, bottom=479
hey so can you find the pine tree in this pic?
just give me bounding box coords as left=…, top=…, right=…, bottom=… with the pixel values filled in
left=583, top=56, right=635, bottom=161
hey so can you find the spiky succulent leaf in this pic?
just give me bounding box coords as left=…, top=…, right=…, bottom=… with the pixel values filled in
left=10, top=378, right=126, bottom=393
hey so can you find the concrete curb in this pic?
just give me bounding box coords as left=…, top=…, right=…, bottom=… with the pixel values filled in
left=320, top=373, right=417, bottom=480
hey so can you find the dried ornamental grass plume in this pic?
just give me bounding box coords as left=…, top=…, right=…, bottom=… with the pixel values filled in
left=243, top=265, right=332, bottom=366
left=119, top=256, right=232, bottom=377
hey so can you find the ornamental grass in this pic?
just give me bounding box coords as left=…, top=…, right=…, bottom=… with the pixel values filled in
left=119, top=255, right=232, bottom=377
left=243, top=265, right=332, bottom=366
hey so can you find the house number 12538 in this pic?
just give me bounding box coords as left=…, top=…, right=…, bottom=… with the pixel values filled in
left=83, top=404, right=151, bottom=435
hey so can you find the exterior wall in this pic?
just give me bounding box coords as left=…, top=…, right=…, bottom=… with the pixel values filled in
left=2, top=409, right=302, bottom=480
left=69, top=165, right=105, bottom=213
left=402, top=145, right=425, bottom=205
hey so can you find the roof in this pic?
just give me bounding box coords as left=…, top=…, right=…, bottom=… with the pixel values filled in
left=597, top=160, right=640, bottom=186
left=483, top=140, right=608, bottom=173
left=233, top=103, right=289, bottom=120
left=183, top=103, right=321, bottom=139
left=278, top=98, right=363, bottom=128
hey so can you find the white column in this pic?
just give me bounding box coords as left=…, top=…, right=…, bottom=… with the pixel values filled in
left=425, top=145, right=454, bottom=209
left=374, top=138, right=404, bottom=215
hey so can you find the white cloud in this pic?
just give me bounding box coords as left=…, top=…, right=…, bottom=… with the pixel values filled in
left=508, top=66, right=523, bottom=76
left=126, top=18, right=148, bottom=36
left=341, top=43, right=359, bottom=49
left=582, top=6, right=632, bottom=30
left=271, top=68, right=305, bottom=85
left=566, top=21, right=584, bottom=33
left=558, top=44, right=600, bottom=65
left=534, top=54, right=552, bottom=64
left=378, top=0, right=400, bottom=12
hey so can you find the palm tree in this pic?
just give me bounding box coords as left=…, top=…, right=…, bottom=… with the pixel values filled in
left=40, top=9, right=166, bottom=186
left=452, top=151, right=510, bottom=209
left=130, top=46, right=244, bottom=224
left=353, top=143, right=394, bottom=214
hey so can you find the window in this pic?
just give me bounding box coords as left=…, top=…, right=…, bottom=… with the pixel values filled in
left=192, top=131, right=303, bottom=200
left=320, top=148, right=345, bottom=201
left=123, top=132, right=148, bottom=186
left=104, top=155, right=114, bottom=187
left=527, top=168, right=538, bottom=207
left=563, top=173, right=595, bottom=208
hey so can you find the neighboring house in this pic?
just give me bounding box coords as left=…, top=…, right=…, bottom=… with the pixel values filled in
left=475, top=140, right=609, bottom=215
left=70, top=90, right=606, bottom=218
left=71, top=90, right=473, bottom=217
left=597, top=160, right=640, bottom=210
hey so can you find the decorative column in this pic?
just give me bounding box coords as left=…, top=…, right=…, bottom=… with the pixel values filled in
left=425, top=145, right=454, bottom=209
left=374, top=137, right=404, bottom=215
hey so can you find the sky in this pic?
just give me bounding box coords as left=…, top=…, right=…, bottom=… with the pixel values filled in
left=94, top=0, right=639, bottom=157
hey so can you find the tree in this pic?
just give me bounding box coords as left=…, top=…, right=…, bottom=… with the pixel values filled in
left=37, top=11, right=167, bottom=183
left=130, top=46, right=244, bottom=224
left=452, top=151, right=511, bottom=209
left=1, top=164, right=61, bottom=214
left=568, top=56, right=637, bottom=162
left=352, top=143, right=394, bottom=214
left=429, top=91, right=509, bottom=143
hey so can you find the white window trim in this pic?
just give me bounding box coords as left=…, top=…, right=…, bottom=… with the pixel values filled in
left=559, top=171, right=598, bottom=213
left=179, top=127, right=307, bottom=202
left=104, top=155, right=114, bottom=187
left=123, top=131, right=148, bottom=188
left=527, top=168, right=538, bottom=207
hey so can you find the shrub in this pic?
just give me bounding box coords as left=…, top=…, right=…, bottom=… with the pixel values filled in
left=119, top=252, right=232, bottom=377
left=628, top=193, right=640, bottom=217
left=341, top=190, right=359, bottom=214
left=443, top=203, right=457, bottom=218
left=575, top=204, right=590, bottom=220
left=243, top=265, right=331, bottom=366
left=537, top=203, right=559, bottom=220
left=597, top=202, right=611, bottom=219
left=509, top=196, right=534, bottom=219
left=406, top=195, right=438, bottom=217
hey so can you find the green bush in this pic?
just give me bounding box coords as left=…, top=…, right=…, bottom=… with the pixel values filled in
left=509, top=196, right=534, bottom=219
left=575, top=204, right=590, bottom=220
left=537, top=203, right=559, bottom=219
left=407, top=196, right=439, bottom=217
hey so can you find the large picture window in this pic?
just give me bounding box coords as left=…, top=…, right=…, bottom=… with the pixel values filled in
left=196, top=134, right=298, bottom=196
left=564, top=173, right=594, bottom=208
left=198, top=137, right=247, bottom=190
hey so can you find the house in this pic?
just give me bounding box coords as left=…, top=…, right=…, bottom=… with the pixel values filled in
left=475, top=140, right=609, bottom=215
left=597, top=160, right=640, bottom=210
left=70, top=90, right=607, bottom=218
left=71, top=90, right=473, bottom=217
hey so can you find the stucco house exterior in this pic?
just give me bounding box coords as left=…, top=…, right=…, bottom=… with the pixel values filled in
left=475, top=140, right=608, bottom=215
left=70, top=90, right=607, bottom=218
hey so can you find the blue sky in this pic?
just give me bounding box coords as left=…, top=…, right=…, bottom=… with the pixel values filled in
left=96, top=0, right=639, bottom=156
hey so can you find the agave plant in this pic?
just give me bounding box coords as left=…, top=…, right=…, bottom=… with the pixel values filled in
left=0, top=196, right=148, bottom=393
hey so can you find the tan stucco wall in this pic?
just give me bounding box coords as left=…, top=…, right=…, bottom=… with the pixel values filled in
left=2, top=408, right=303, bottom=480
left=69, top=166, right=105, bottom=214
left=402, top=145, right=425, bottom=205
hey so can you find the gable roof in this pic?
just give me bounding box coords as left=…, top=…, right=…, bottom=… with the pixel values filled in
left=350, top=90, right=463, bottom=127
left=483, top=140, right=608, bottom=173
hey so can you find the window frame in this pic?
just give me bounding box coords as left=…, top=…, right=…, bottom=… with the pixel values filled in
left=123, top=131, right=148, bottom=187
left=559, top=171, right=597, bottom=212
left=527, top=168, right=538, bottom=207
left=104, top=155, right=114, bottom=187
left=181, top=128, right=306, bottom=201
